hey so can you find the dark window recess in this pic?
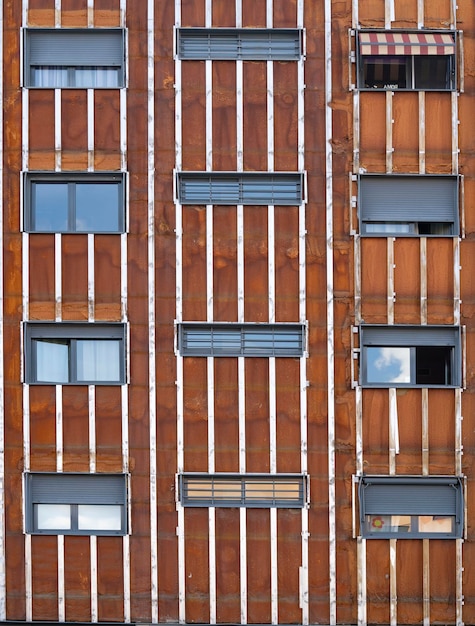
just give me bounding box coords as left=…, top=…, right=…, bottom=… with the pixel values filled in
left=357, top=31, right=456, bottom=91
left=359, top=175, right=459, bottom=237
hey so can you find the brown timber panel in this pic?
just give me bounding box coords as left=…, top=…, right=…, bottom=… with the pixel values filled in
left=392, top=93, right=419, bottom=172
left=359, top=94, right=386, bottom=172
left=214, top=358, right=239, bottom=472
left=362, top=390, right=390, bottom=474
left=426, top=238, right=454, bottom=324
left=275, top=207, right=299, bottom=321
left=366, top=541, right=390, bottom=624
left=212, top=62, right=237, bottom=170
left=97, top=537, right=125, bottom=621
left=61, top=91, right=88, bottom=170
left=29, top=91, right=56, bottom=171
left=274, top=62, right=298, bottom=171
left=183, top=358, right=208, bottom=471
left=31, top=536, right=58, bottom=620
left=277, top=509, right=302, bottom=623
left=394, top=389, right=422, bottom=474
left=29, top=386, right=57, bottom=471
left=62, top=386, right=90, bottom=471
left=425, top=94, right=453, bottom=173
left=396, top=540, right=423, bottom=624
left=94, top=90, right=122, bottom=171
left=181, top=62, right=206, bottom=171
left=245, top=358, right=270, bottom=473
left=360, top=238, right=387, bottom=323
left=64, top=536, right=92, bottom=621
left=94, top=235, right=122, bottom=321
left=184, top=508, right=210, bottom=622
left=95, top=386, right=123, bottom=472
left=429, top=541, right=456, bottom=623
left=182, top=206, right=207, bottom=321
left=244, top=207, right=269, bottom=321
left=358, top=0, right=385, bottom=27
left=247, top=509, right=271, bottom=623
left=242, top=0, right=267, bottom=27
left=29, top=235, right=56, bottom=320
left=423, top=0, right=453, bottom=28
left=275, top=359, right=300, bottom=472
left=215, top=508, right=241, bottom=623
left=393, top=238, right=421, bottom=324
left=243, top=63, right=267, bottom=170
left=428, top=390, right=455, bottom=474
left=61, top=234, right=89, bottom=320
left=213, top=206, right=238, bottom=321
left=27, top=0, right=54, bottom=26
left=61, top=0, right=88, bottom=27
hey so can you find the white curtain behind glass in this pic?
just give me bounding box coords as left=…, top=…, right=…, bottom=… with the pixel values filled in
left=76, top=340, right=121, bottom=382
left=36, top=340, right=69, bottom=383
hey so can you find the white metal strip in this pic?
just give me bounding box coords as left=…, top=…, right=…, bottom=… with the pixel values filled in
left=25, top=533, right=32, bottom=620
left=57, top=534, right=65, bottom=621
left=87, top=89, right=94, bottom=170
left=0, top=6, right=5, bottom=604
left=452, top=91, right=459, bottom=174
left=389, top=538, right=397, bottom=626
left=88, top=233, right=95, bottom=322
left=357, top=537, right=366, bottom=626
left=454, top=236, right=461, bottom=326
left=209, top=507, right=216, bottom=625
left=55, top=0, right=61, bottom=27
left=419, top=92, right=425, bottom=174
left=240, top=506, right=247, bottom=624
left=388, top=388, right=399, bottom=474
left=87, top=0, right=94, bottom=27
left=270, top=507, right=278, bottom=625
left=355, top=386, right=363, bottom=475
left=417, top=0, right=424, bottom=28
left=120, top=0, right=126, bottom=26
left=123, top=534, right=131, bottom=623
left=385, top=0, right=395, bottom=27
left=420, top=237, right=427, bottom=324
left=55, top=89, right=61, bottom=172
left=122, top=384, right=129, bottom=472
left=269, top=356, right=278, bottom=624
left=423, top=539, right=430, bottom=626
left=238, top=356, right=246, bottom=623
left=55, top=233, right=62, bottom=322
left=456, top=537, right=463, bottom=626
left=353, top=92, right=360, bottom=173
left=121, top=233, right=127, bottom=321
left=120, top=89, right=127, bottom=171
left=90, top=535, right=98, bottom=622
left=177, top=506, right=186, bottom=623
left=422, top=388, right=429, bottom=475
left=386, top=91, right=393, bottom=173
left=387, top=237, right=394, bottom=324
left=24, top=386, right=31, bottom=621
left=88, top=385, right=96, bottom=472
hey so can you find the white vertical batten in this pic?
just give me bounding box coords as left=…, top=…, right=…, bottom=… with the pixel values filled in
left=55, top=89, right=61, bottom=171
left=87, top=89, right=94, bottom=170
left=55, top=0, right=61, bottom=26
left=56, top=384, right=64, bottom=622
left=55, top=233, right=62, bottom=321
left=88, top=386, right=96, bottom=472
left=87, top=0, right=94, bottom=26
left=90, top=536, right=98, bottom=622
left=88, top=233, right=95, bottom=321
left=324, top=0, right=336, bottom=622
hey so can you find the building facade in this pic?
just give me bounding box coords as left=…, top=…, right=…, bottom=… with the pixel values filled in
left=1, top=0, right=475, bottom=625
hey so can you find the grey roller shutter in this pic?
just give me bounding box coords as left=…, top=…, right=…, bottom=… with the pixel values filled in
left=362, top=483, right=458, bottom=515
left=359, top=175, right=458, bottom=222
left=27, top=29, right=124, bottom=66
left=177, top=28, right=302, bottom=60
left=26, top=322, right=126, bottom=340
left=28, top=473, right=127, bottom=504
left=361, top=325, right=459, bottom=347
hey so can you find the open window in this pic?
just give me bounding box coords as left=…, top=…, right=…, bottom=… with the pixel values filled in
left=357, top=30, right=456, bottom=91
left=359, top=174, right=459, bottom=237
left=359, top=475, right=464, bottom=539
left=359, top=325, right=461, bottom=388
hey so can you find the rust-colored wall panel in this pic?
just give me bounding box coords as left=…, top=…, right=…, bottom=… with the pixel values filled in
left=181, top=62, right=206, bottom=171
left=94, top=3, right=121, bottom=28
left=425, top=94, right=453, bottom=173
left=423, top=0, right=452, bottom=28
left=394, top=389, right=422, bottom=473
left=396, top=540, right=423, bottom=624
left=244, top=207, right=269, bottom=321
left=156, top=512, right=179, bottom=621
left=214, top=358, right=239, bottom=472
left=429, top=541, right=456, bottom=623
left=130, top=535, right=152, bottom=622
left=27, top=0, right=54, bottom=26
left=62, top=386, right=90, bottom=471
left=61, top=0, right=88, bottom=27
left=181, top=0, right=205, bottom=26
left=29, top=235, right=56, bottom=320
left=366, top=541, right=390, bottom=624
left=247, top=509, right=271, bottom=623
left=184, top=509, right=210, bottom=622
left=426, top=238, right=454, bottom=324
left=94, top=91, right=121, bottom=168
left=64, top=536, right=92, bottom=622
left=274, top=0, right=298, bottom=27
left=213, top=206, right=238, bottom=321
left=393, top=238, right=421, bottom=324
left=277, top=509, right=302, bottom=623
left=275, top=207, right=299, bottom=321
left=428, top=391, right=456, bottom=474
left=95, top=386, right=123, bottom=471
left=358, top=0, right=385, bottom=26
left=212, top=63, right=237, bottom=170
left=243, top=63, right=268, bottom=170
left=212, top=0, right=237, bottom=27
left=276, top=359, right=301, bottom=472
left=245, top=359, right=270, bottom=472
left=359, top=95, right=386, bottom=171
left=29, top=91, right=55, bottom=170
left=6, top=534, right=26, bottom=619
left=61, top=91, right=89, bottom=169
left=31, top=536, right=58, bottom=620
left=362, top=390, right=390, bottom=474
left=183, top=358, right=208, bottom=471
left=360, top=238, right=387, bottom=323
left=392, top=93, right=419, bottom=172
left=215, top=509, right=241, bottom=623
left=182, top=206, right=207, bottom=321
left=30, top=386, right=57, bottom=471
left=97, top=537, right=125, bottom=621
left=242, top=0, right=267, bottom=27
left=391, top=0, right=418, bottom=26
left=335, top=534, right=357, bottom=624
left=94, top=235, right=122, bottom=321
left=61, top=235, right=89, bottom=320
left=274, top=63, right=298, bottom=171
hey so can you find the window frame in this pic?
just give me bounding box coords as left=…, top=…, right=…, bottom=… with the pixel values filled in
left=23, top=172, right=126, bottom=234
left=358, top=173, right=460, bottom=237
left=177, top=322, right=307, bottom=357
left=179, top=473, right=309, bottom=508
left=23, top=28, right=126, bottom=89
left=24, top=472, right=129, bottom=536
left=359, top=325, right=462, bottom=388
left=358, top=475, right=464, bottom=539
left=356, top=29, right=457, bottom=92
left=24, top=322, right=127, bottom=385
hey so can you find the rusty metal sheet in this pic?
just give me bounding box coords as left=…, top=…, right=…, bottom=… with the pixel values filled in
left=243, top=63, right=268, bottom=171
left=427, top=238, right=455, bottom=324
left=181, top=0, right=205, bottom=27
left=155, top=510, right=179, bottom=621
left=214, top=358, right=240, bottom=472
left=366, top=540, right=390, bottom=623
left=428, top=390, right=456, bottom=474
left=212, top=62, right=237, bottom=171
left=94, top=235, right=122, bottom=321
left=28, top=91, right=55, bottom=171
left=393, top=238, right=421, bottom=324
left=31, top=536, right=58, bottom=619
left=274, top=0, right=298, bottom=26
left=274, top=62, right=299, bottom=171
left=425, top=94, right=453, bottom=173
left=429, top=541, right=456, bottom=622
left=242, top=0, right=267, bottom=28
left=29, top=235, right=56, bottom=321
left=358, top=0, right=385, bottom=27
left=184, top=508, right=210, bottom=622
left=393, top=389, right=423, bottom=473
left=183, top=358, right=208, bottom=471
left=61, top=234, right=89, bottom=321
left=245, top=359, right=270, bottom=472
left=213, top=206, right=238, bottom=321
left=97, top=537, right=125, bottom=621
left=392, top=93, right=419, bottom=172
left=213, top=0, right=237, bottom=27
left=94, top=2, right=121, bottom=28
left=423, top=0, right=453, bottom=28
left=243, top=207, right=269, bottom=321
left=182, top=206, right=207, bottom=321
left=61, top=91, right=88, bottom=168
left=29, top=386, right=57, bottom=472
left=27, top=0, right=55, bottom=27
left=94, top=90, right=121, bottom=169
left=360, top=94, right=386, bottom=171
left=215, top=508, right=241, bottom=622
left=396, top=540, right=423, bottom=623
left=391, top=0, right=418, bottom=26
left=64, top=537, right=92, bottom=621
left=276, top=359, right=301, bottom=471
left=95, top=387, right=123, bottom=472
left=6, top=534, right=26, bottom=618
left=277, top=509, right=305, bottom=623
left=62, top=386, right=90, bottom=472
left=362, top=390, right=390, bottom=474
left=361, top=238, right=388, bottom=323
left=130, top=535, right=153, bottom=622
left=181, top=62, right=206, bottom=171
left=275, top=207, right=300, bottom=318
left=246, top=508, right=271, bottom=623
left=61, top=0, right=88, bottom=28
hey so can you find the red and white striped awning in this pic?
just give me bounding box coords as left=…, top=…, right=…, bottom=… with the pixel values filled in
left=359, top=32, right=455, bottom=56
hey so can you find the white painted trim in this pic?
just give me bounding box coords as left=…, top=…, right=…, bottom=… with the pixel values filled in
left=22, top=89, right=28, bottom=172
left=25, top=533, right=32, bottom=620
left=57, top=534, right=65, bottom=621
left=88, top=0, right=94, bottom=27
left=55, top=89, right=61, bottom=172
left=120, top=89, right=127, bottom=171
left=88, top=233, right=95, bottom=322
left=121, top=233, right=128, bottom=322
left=55, top=233, right=62, bottom=322
left=236, top=0, right=242, bottom=26
left=55, top=0, right=61, bottom=27
left=389, top=539, right=397, bottom=626
left=123, top=534, right=131, bottom=623
left=357, top=537, right=366, bottom=626
left=270, top=507, right=278, bottom=625
left=239, top=507, right=247, bottom=624
left=56, top=385, right=63, bottom=472
left=209, top=508, right=216, bottom=625
left=87, top=89, right=94, bottom=171
left=88, top=385, right=96, bottom=472
left=177, top=506, right=186, bottom=623
left=122, top=384, right=130, bottom=472
left=90, top=535, right=98, bottom=622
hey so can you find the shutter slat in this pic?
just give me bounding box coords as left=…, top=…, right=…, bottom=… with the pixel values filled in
left=29, top=474, right=126, bottom=504
left=361, top=325, right=459, bottom=346
left=363, top=483, right=457, bottom=515
left=28, top=29, right=124, bottom=66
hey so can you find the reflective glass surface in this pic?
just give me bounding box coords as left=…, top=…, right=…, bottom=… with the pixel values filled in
left=35, top=339, right=69, bottom=383
left=33, top=183, right=69, bottom=231
left=37, top=504, right=71, bottom=530
left=365, top=346, right=412, bottom=384
left=76, top=183, right=120, bottom=231
left=78, top=505, right=122, bottom=530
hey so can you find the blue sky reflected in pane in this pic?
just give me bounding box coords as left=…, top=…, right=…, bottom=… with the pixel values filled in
left=34, top=183, right=69, bottom=231
left=76, top=183, right=120, bottom=232
left=366, top=346, right=411, bottom=383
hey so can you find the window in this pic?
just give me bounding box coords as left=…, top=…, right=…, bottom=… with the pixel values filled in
left=179, top=473, right=308, bottom=508
left=24, top=173, right=126, bottom=233
left=24, top=29, right=125, bottom=88
left=176, top=28, right=303, bottom=60
left=357, top=30, right=456, bottom=91
left=359, top=325, right=461, bottom=388
left=177, top=172, right=305, bottom=205
left=359, top=475, right=463, bottom=539
left=178, top=323, right=306, bottom=357
left=25, top=473, right=128, bottom=535
left=359, top=174, right=459, bottom=236
left=25, top=323, right=127, bottom=385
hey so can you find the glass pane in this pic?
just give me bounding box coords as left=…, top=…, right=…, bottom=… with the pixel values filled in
left=414, top=56, right=451, bottom=90
left=35, top=339, right=69, bottom=383
left=31, top=67, right=68, bottom=88
left=32, top=183, right=69, bottom=231
left=76, top=339, right=121, bottom=382
left=74, top=67, right=120, bottom=88
left=418, top=515, right=453, bottom=533
left=366, top=514, right=412, bottom=533
left=78, top=504, right=122, bottom=530
left=365, top=346, right=412, bottom=384
left=363, top=56, right=408, bottom=89
left=76, top=183, right=120, bottom=232
left=37, top=504, right=71, bottom=530
left=365, top=222, right=415, bottom=234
